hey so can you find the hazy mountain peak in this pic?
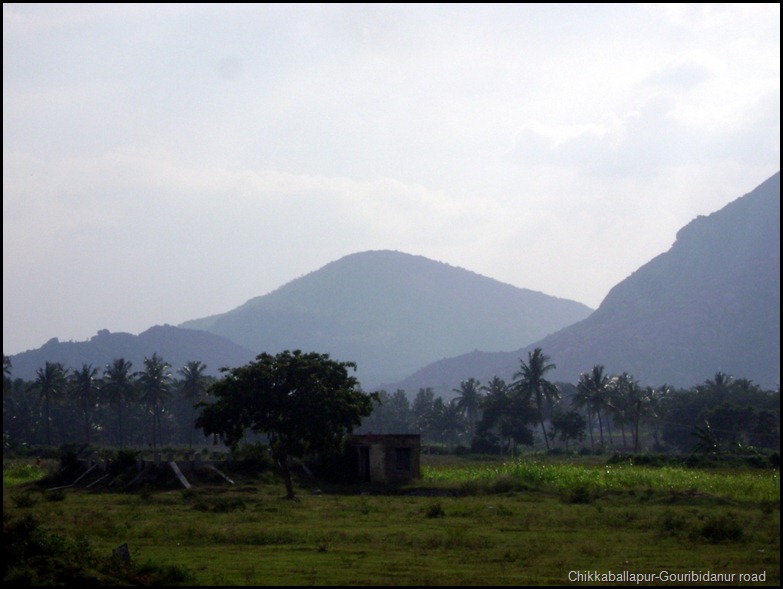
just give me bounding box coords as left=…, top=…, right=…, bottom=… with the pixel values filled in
left=180, top=250, right=593, bottom=388
left=391, top=171, right=780, bottom=394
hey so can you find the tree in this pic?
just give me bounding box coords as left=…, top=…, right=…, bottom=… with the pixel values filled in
left=196, top=350, right=376, bottom=499
left=549, top=410, right=586, bottom=450
left=136, top=353, right=172, bottom=450
left=513, top=348, right=560, bottom=451
left=412, top=387, right=436, bottom=441
left=477, top=377, right=536, bottom=456
left=102, top=358, right=136, bottom=449
left=31, top=362, right=68, bottom=446
left=606, top=373, right=648, bottom=451
left=69, top=364, right=100, bottom=445
left=453, top=378, right=483, bottom=445
left=178, top=360, right=209, bottom=449
left=573, top=365, right=610, bottom=450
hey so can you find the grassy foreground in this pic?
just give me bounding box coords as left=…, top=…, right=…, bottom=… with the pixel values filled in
left=4, top=455, right=780, bottom=585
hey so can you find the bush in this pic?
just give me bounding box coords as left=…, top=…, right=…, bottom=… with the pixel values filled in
left=565, top=485, right=594, bottom=504
left=425, top=502, right=446, bottom=518
left=696, top=513, right=744, bottom=543
left=11, top=492, right=38, bottom=508
left=229, top=442, right=274, bottom=475
left=3, top=510, right=194, bottom=585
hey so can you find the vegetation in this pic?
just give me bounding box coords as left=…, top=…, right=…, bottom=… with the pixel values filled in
left=195, top=350, right=377, bottom=498
left=3, top=453, right=779, bottom=586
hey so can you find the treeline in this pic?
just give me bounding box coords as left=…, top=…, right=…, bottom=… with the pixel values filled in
left=3, top=354, right=215, bottom=452
left=3, top=349, right=780, bottom=456
left=358, top=351, right=780, bottom=455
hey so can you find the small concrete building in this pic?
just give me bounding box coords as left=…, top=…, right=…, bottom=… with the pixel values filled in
left=350, top=434, right=421, bottom=483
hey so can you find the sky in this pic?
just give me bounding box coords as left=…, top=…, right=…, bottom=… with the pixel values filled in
left=3, top=3, right=780, bottom=356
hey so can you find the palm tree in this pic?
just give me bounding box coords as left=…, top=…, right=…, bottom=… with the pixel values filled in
left=481, top=377, right=510, bottom=455
left=646, top=384, right=670, bottom=450
left=69, top=364, right=100, bottom=445
left=31, top=362, right=68, bottom=446
left=136, top=353, right=172, bottom=450
left=513, top=348, right=560, bottom=451
left=178, top=360, right=209, bottom=449
left=606, top=372, right=648, bottom=451
left=573, top=365, right=610, bottom=450
left=453, top=378, right=483, bottom=445
left=431, top=398, right=466, bottom=450
left=412, top=388, right=436, bottom=441
left=102, top=358, right=136, bottom=449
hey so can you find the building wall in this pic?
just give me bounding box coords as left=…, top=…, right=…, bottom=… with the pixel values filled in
left=350, top=434, right=421, bottom=483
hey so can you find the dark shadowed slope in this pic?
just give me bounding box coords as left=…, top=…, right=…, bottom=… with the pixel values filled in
left=180, top=250, right=593, bottom=388
left=392, top=172, right=780, bottom=395
left=7, top=325, right=256, bottom=380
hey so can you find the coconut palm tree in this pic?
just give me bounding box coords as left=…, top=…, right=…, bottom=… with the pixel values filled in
left=178, top=360, right=209, bottom=449
left=606, top=372, right=649, bottom=451
left=31, top=362, right=68, bottom=446
left=136, top=353, right=172, bottom=450
left=453, top=378, right=483, bottom=445
left=573, top=365, right=610, bottom=450
left=69, top=364, right=100, bottom=445
left=513, top=348, right=560, bottom=451
left=102, top=358, right=136, bottom=449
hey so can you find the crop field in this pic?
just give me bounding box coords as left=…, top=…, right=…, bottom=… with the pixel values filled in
left=3, top=455, right=780, bottom=585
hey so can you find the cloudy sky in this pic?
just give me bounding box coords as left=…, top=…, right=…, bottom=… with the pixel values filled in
left=3, top=4, right=780, bottom=355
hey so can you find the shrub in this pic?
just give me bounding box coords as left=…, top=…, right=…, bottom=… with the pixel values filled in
left=11, top=492, right=38, bottom=508
left=696, top=513, right=744, bottom=543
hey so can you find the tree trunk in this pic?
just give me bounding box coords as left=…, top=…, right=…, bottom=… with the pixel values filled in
left=539, top=415, right=550, bottom=451
left=587, top=411, right=594, bottom=451
left=278, top=453, right=296, bottom=499
left=596, top=409, right=604, bottom=448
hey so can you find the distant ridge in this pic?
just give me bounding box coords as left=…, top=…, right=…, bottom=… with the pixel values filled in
left=7, top=325, right=256, bottom=380
left=389, top=172, right=781, bottom=394
left=180, top=250, right=594, bottom=388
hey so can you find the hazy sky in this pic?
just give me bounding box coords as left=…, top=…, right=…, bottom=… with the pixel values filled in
left=3, top=4, right=780, bottom=355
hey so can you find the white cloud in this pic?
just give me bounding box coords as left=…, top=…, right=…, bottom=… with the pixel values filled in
left=3, top=4, right=779, bottom=355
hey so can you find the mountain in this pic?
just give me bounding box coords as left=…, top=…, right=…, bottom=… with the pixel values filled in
left=391, top=172, right=781, bottom=395
left=7, top=325, right=256, bottom=381
left=180, top=250, right=594, bottom=388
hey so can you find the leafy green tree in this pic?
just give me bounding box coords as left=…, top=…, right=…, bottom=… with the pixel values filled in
left=196, top=350, right=376, bottom=499
left=136, top=353, right=172, bottom=450
left=69, top=364, right=100, bottom=444
left=102, top=358, right=136, bottom=449
left=549, top=409, right=586, bottom=450
left=477, top=377, right=535, bottom=455
left=453, top=378, right=483, bottom=444
left=30, top=362, right=68, bottom=446
left=513, top=348, right=560, bottom=451
left=178, top=360, right=209, bottom=449
left=359, top=389, right=412, bottom=433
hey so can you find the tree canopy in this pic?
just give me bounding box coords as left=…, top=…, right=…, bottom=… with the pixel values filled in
left=196, top=350, right=376, bottom=498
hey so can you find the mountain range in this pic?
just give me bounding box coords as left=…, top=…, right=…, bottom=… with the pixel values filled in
left=7, top=172, right=779, bottom=394
left=7, top=325, right=256, bottom=381
left=389, top=171, right=780, bottom=395
left=179, top=251, right=593, bottom=387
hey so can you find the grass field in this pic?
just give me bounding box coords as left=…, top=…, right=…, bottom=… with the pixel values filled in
left=3, top=455, right=780, bottom=585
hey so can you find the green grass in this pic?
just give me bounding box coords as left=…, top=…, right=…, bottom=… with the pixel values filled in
left=423, top=458, right=780, bottom=503
left=3, top=455, right=780, bottom=585
left=3, top=460, right=48, bottom=487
